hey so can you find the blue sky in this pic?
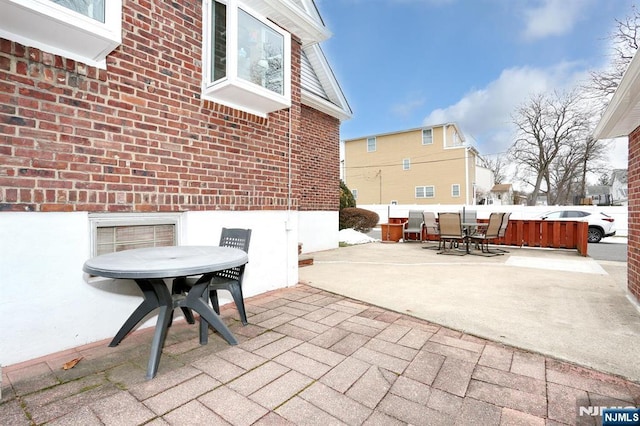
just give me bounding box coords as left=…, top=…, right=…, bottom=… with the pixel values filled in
left=316, top=0, right=634, bottom=169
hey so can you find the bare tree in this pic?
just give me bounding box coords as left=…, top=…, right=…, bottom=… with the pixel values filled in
left=586, top=5, right=640, bottom=103
left=509, top=90, right=591, bottom=205
left=480, top=154, right=507, bottom=184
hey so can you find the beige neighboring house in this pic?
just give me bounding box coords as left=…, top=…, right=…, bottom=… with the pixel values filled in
left=488, top=183, right=514, bottom=205
left=343, top=124, right=482, bottom=205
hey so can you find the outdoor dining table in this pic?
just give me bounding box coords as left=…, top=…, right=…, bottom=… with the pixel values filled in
left=462, top=222, right=482, bottom=253
left=83, top=245, right=248, bottom=379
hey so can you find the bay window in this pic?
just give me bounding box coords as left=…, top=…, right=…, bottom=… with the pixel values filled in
left=203, top=0, right=291, bottom=117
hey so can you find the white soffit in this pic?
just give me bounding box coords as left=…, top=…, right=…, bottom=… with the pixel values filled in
left=594, top=52, right=640, bottom=139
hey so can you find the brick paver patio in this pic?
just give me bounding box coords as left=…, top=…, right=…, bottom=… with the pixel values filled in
left=2, top=284, right=639, bottom=425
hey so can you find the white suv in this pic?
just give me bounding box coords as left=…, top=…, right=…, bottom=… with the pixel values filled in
left=539, top=210, right=616, bottom=243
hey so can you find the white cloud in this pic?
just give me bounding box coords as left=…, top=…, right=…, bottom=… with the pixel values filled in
left=422, top=62, right=589, bottom=156
left=390, top=96, right=426, bottom=119
left=521, top=0, right=590, bottom=41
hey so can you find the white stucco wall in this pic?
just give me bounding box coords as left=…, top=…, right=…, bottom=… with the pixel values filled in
left=0, top=209, right=333, bottom=367
left=297, top=211, right=339, bottom=254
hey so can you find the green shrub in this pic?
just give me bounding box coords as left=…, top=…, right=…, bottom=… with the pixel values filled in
left=340, top=180, right=356, bottom=209
left=339, top=207, right=379, bottom=233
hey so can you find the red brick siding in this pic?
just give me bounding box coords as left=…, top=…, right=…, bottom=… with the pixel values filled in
left=629, top=127, right=640, bottom=302
left=0, top=1, right=339, bottom=213
left=299, top=105, right=340, bottom=211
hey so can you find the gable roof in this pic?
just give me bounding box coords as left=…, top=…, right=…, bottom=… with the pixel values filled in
left=244, top=0, right=352, bottom=121
left=611, top=169, right=628, bottom=183
left=491, top=184, right=512, bottom=192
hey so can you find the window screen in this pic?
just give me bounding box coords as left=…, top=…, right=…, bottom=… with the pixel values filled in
left=96, top=224, right=176, bottom=255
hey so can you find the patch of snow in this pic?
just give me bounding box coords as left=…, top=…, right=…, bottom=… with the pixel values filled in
left=339, top=228, right=379, bottom=245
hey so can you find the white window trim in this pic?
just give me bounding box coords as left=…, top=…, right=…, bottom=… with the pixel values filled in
left=452, top=184, right=461, bottom=197
left=88, top=213, right=183, bottom=258
left=351, top=189, right=358, bottom=199
left=416, top=185, right=435, bottom=199
left=367, top=137, right=376, bottom=152
left=0, top=0, right=122, bottom=69
left=422, top=128, right=433, bottom=145
left=403, top=158, right=410, bottom=170
left=202, top=0, right=292, bottom=117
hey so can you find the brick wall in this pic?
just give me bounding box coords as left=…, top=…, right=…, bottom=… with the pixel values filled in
left=0, top=1, right=339, bottom=213
left=299, top=105, right=340, bottom=211
left=629, top=127, right=640, bottom=302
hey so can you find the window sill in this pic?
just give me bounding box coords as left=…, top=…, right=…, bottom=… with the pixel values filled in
left=203, top=79, right=291, bottom=117
left=0, top=0, right=121, bottom=69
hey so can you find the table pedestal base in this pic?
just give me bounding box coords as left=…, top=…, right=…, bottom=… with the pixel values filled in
left=109, top=275, right=237, bottom=379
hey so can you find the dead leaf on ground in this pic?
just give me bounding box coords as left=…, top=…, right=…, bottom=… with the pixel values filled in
left=62, top=357, right=83, bottom=370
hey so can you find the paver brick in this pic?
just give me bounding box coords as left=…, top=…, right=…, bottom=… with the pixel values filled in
left=511, top=351, right=546, bottom=380
left=253, top=336, right=304, bottom=359
left=199, top=386, right=269, bottom=426
left=365, top=337, right=418, bottom=361
left=397, top=328, right=433, bottom=349
left=143, top=374, right=219, bottom=415
left=320, top=357, right=370, bottom=393
left=93, top=391, right=156, bottom=424
left=338, top=320, right=384, bottom=337
left=427, top=388, right=463, bottom=415
left=390, top=375, right=432, bottom=404
left=319, top=311, right=354, bottom=326
left=330, top=332, right=371, bottom=356
left=429, top=333, right=485, bottom=353
left=546, top=382, right=590, bottom=425
left=404, top=349, right=445, bottom=386
left=249, top=370, right=313, bottom=410
left=285, top=301, right=323, bottom=313
left=466, top=379, right=547, bottom=417
left=351, top=347, right=409, bottom=374
left=162, top=400, right=230, bottom=425
left=273, top=350, right=333, bottom=379
left=216, top=347, right=268, bottom=371
left=300, top=382, right=373, bottom=425
left=362, top=410, right=406, bottom=426
left=227, top=361, right=289, bottom=396
left=473, top=365, right=546, bottom=396
left=46, top=406, right=103, bottom=426
left=239, top=331, right=286, bottom=352
left=455, top=397, right=502, bottom=426
left=192, top=354, right=246, bottom=383
left=128, top=366, right=202, bottom=400
left=479, top=344, right=514, bottom=371
left=273, top=323, right=320, bottom=341
left=289, top=317, right=331, bottom=334
left=275, top=304, right=314, bottom=317
left=292, top=342, right=346, bottom=366
left=308, top=327, right=351, bottom=348
left=432, top=357, right=475, bottom=397
left=276, top=396, right=347, bottom=425
left=346, top=365, right=395, bottom=409
left=422, top=341, right=481, bottom=364
left=378, top=393, right=450, bottom=426
left=546, top=361, right=637, bottom=402
left=500, top=407, right=546, bottom=425
left=375, top=323, right=412, bottom=343
left=257, top=313, right=298, bottom=329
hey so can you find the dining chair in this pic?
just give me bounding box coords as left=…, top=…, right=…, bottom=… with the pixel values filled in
left=436, top=212, right=465, bottom=255
left=493, top=212, right=512, bottom=253
left=469, top=212, right=504, bottom=256
left=403, top=210, right=424, bottom=242
left=422, top=211, right=441, bottom=250
left=173, top=228, right=252, bottom=331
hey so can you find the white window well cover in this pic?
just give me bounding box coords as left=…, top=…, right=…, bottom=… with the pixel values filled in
left=0, top=0, right=122, bottom=69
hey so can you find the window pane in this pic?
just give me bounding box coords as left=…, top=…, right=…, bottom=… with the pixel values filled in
left=416, top=187, right=424, bottom=198
left=211, top=1, right=227, bottom=82
left=425, top=186, right=434, bottom=197
left=403, top=158, right=410, bottom=170
left=452, top=184, right=460, bottom=197
left=238, top=9, right=284, bottom=94
left=367, top=137, right=376, bottom=152
left=422, top=129, right=433, bottom=145
left=51, top=0, right=105, bottom=22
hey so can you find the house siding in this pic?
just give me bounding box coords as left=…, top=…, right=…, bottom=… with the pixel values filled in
left=629, top=126, right=640, bottom=302
left=343, top=126, right=475, bottom=205
left=0, top=1, right=315, bottom=214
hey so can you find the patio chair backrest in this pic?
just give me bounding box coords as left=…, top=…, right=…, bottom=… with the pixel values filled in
left=485, top=212, right=504, bottom=239
left=423, top=211, right=439, bottom=236
left=498, top=212, right=512, bottom=238
left=438, top=212, right=463, bottom=239
left=404, top=210, right=424, bottom=233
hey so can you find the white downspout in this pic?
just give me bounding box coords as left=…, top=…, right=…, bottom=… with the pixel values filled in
left=464, top=147, right=470, bottom=205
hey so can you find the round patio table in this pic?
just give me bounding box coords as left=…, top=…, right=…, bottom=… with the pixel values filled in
left=83, top=245, right=248, bottom=379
